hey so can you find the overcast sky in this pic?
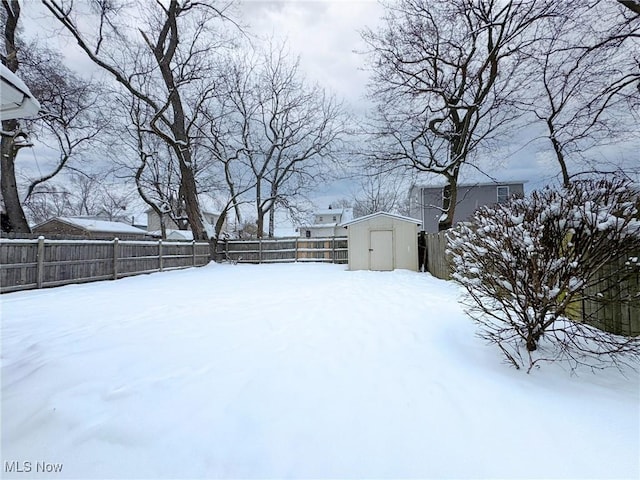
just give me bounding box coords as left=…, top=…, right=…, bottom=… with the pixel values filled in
left=234, top=0, right=557, bottom=198
left=19, top=0, right=640, bottom=216
left=238, top=1, right=381, bottom=113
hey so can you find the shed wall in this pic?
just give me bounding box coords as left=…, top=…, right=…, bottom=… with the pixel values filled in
left=347, top=216, right=419, bottom=271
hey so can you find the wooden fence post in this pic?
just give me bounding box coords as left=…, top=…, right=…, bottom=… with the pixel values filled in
left=259, top=238, right=262, bottom=264
left=192, top=240, right=197, bottom=266
left=332, top=237, right=336, bottom=264
left=113, top=237, right=119, bottom=280
left=159, top=239, right=164, bottom=272
left=295, top=237, right=299, bottom=262
left=36, top=236, right=45, bottom=289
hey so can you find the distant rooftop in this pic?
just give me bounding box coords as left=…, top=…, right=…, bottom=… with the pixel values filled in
left=54, top=217, right=148, bottom=235
left=412, top=180, right=527, bottom=190
left=315, top=208, right=354, bottom=223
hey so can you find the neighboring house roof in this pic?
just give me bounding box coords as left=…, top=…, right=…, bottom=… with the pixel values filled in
left=315, top=207, right=354, bottom=221
left=147, top=229, right=194, bottom=241
left=306, top=223, right=344, bottom=228
left=37, top=217, right=148, bottom=235
left=411, top=180, right=527, bottom=191
left=146, top=208, right=220, bottom=216
left=341, top=211, right=422, bottom=227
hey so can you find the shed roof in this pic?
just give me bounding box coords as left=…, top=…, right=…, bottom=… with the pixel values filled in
left=37, top=217, right=148, bottom=235
left=341, top=211, right=422, bottom=228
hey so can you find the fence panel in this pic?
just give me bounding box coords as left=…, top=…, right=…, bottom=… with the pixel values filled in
left=1, top=238, right=211, bottom=293
left=581, top=253, right=640, bottom=337
left=221, top=237, right=348, bottom=264
left=426, top=231, right=452, bottom=280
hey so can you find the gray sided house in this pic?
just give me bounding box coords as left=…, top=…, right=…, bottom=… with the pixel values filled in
left=409, top=181, right=525, bottom=233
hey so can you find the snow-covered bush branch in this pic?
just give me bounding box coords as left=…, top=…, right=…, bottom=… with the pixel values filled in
left=448, top=177, right=640, bottom=372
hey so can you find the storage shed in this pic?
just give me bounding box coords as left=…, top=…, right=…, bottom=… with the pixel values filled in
left=341, top=212, right=422, bottom=271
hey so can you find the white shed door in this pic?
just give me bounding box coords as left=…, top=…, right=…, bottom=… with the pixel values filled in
left=370, top=230, right=393, bottom=271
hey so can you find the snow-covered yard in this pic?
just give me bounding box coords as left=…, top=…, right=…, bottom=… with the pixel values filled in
left=2, top=263, right=638, bottom=479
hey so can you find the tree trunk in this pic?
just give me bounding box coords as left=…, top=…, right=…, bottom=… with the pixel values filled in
left=268, top=182, right=277, bottom=238
left=1, top=1, right=30, bottom=233
left=547, top=119, right=571, bottom=187
left=1, top=128, right=31, bottom=233
left=148, top=0, right=206, bottom=241
left=256, top=207, right=265, bottom=239
left=438, top=171, right=459, bottom=232
left=268, top=208, right=275, bottom=238
left=177, top=157, right=206, bottom=239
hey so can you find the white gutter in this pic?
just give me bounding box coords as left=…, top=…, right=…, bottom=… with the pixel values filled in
left=0, top=63, right=41, bottom=121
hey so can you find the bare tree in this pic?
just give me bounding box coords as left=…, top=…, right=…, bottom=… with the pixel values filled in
left=362, top=0, right=555, bottom=231
left=522, top=1, right=640, bottom=186
left=20, top=43, right=108, bottom=204
left=24, top=172, right=136, bottom=225
left=339, top=168, right=412, bottom=218
left=115, top=95, right=185, bottom=239
left=43, top=0, right=239, bottom=240
left=198, top=53, right=260, bottom=238
left=23, top=184, right=72, bottom=224
left=2, top=2, right=109, bottom=233
left=256, top=46, right=344, bottom=238
left=210, top=44, right=345, bottom=238
left=1, top=0, right=31, bottom=232
left=618, top=0, right=640, bottom=16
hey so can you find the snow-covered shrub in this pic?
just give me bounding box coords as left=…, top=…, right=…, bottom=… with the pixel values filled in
left=448, top=178, right=640, bottom=372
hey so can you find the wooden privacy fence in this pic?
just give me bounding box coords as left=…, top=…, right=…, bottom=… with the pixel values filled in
left=424, top=230, right=639, bottom=336
left=425, top=231, right=451, bottom=280
left=580, top=253, right=640, bottom=337
left=219, top=237, right=348, bottom=264
left=1, top=237, right=211, bottom=293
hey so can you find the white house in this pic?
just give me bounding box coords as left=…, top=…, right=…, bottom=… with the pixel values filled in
left=299, top=207, right=353, bottom=238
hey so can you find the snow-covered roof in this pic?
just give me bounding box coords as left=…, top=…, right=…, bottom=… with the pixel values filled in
left=315, top=208, right=354, bottom=220
left=145, top=208, right=220, bottom=217
left=341, top=211, right=422, bottom=227
left=316, top=209, right=341, bottom=216
left=44, top=217, right=148, bottom=235
left=0, top=64, right=41, bottom=121
left=304, top=223, right=341, bottom=229
left=146, top=229, right=194, bottom=240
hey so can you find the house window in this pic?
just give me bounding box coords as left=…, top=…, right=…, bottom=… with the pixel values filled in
left=319, top=216, right=324, bottom=222
left=332, top=216, right=337, bottom=222
left=305, top=230, right=311, bottom=238
left=497, top=186, right=510, bottom=204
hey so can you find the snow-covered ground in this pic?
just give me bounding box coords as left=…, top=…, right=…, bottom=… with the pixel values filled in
left=2, top=263, right=638, bottom=479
